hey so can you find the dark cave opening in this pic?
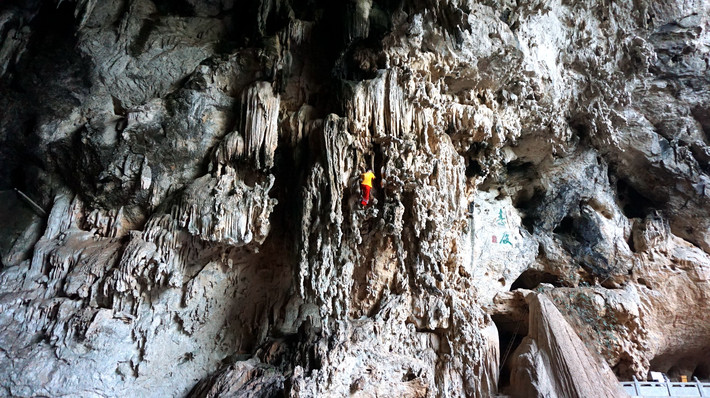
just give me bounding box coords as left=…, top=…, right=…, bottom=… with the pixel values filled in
left=463, top=141, right=489, bottom=181
left=291, top=0, right=320, bottom=21
left=520, top=215, right=535, bottom=234
left=505, top=160, right=534, bottom=175
left=691, top=105, right=710, bottom=145
left=496, top=327, right=526, bottom=393
left=616, top=179, right=658, bottom=219
left=694, top=363, right=710, bottom=380
left=263, top=3, right=293, bottom=37
left=9, top=167, right=28, bottom=194
left=153, top=0, right=196, bottom=17
left=511, top=186, right=545, bottom=234
left=649, top=348, right=710, bottom=382
left=510, top=269, right=563, bottom=291
left=549, top=208, right=618, bottom=280
left=16, top=0, right=90, bottom=110
left=337, top=38, right=387, bottom=81
left=0, top=0, right=88, bottom=196
left=128, top=18, right=158, bottom=57
left=569, top=117, right=591, bottom=145
left=465, top=159, right=483, bottom=178
left=553, top=216, right=575, bottom=236
left=271, top=137, right=311, bottom=247
left=491, top=297, right=530, bottom=395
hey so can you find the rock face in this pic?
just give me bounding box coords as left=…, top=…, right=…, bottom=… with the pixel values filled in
left=508, top=293, right=628, bottom=398
left=1, top=0, right=710, bottom=397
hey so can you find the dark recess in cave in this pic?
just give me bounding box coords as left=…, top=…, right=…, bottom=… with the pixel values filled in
left=154, top=0, right=196, bottom=16
left=492, top=303, right=530, bottom=395
left=513, top=187, right=546, bottom=233
left=505, top=160, right=534, bottom=174
left=465, top=159, right=483, bottom=178
left=510, top=269, right=563, bottom=290
left=334, top=0, right=392, bottom=81
left=691, top=105, right=710, bottom=143
left=616, top=179, right=658, bottom=219
left=0, top=0, right=88, bottom=195
left=339, top=38, right=386, bottom=81
left=271, top=136, right=312, bottom=249
left=496, top=327, right=525, bottom=394
left=129, top=18, right=159, bottom=57
left=695, top=363, right=710, bottom=381
left=464, top=151, right=488, bottom=182
left=649, top=350, right=710, bottom=383
left=553, top=215, right=575, bottom=236
left=568, top=117, right=590, bottom=145
left=520, top=213, right=535, bottom=233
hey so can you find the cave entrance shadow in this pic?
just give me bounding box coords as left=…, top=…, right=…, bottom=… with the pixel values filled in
left=649, top=349, right=710, bottom=383
left=495, top=320, right=526, bottom=395
left=510, top=269, right=563, bottom=291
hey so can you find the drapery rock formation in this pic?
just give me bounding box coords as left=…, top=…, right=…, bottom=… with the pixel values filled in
left=1, top=0, right=710, bottom=397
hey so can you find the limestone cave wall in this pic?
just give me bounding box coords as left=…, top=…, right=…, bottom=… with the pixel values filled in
left=1, top=0, right=709, bottom=397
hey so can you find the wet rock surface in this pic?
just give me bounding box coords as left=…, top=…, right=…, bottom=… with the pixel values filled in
left=1, top=0, right=710, bottom=397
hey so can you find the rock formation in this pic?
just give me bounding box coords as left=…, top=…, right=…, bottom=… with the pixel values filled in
left=1, top=0, right=709, bottom=397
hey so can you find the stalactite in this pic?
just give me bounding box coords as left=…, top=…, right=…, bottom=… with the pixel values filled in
left=239, top=81, right=281, bottom=171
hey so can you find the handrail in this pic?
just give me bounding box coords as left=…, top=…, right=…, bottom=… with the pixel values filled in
left=697, top=376, right=707, bottom=397
left=620, top=379, right=710, bottom=397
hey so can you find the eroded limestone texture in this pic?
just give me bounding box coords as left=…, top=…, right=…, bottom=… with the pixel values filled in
left=1, top=0, right=710, bottom=397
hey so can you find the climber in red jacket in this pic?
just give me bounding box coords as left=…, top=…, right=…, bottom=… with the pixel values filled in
left=360, top=169, right=375, bottom=206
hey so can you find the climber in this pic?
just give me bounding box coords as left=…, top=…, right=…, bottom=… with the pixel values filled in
left=360, top=169, right=376, bottom=206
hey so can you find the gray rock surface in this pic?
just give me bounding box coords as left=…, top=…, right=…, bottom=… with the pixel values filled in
left=1, top=0, right=710, bottom=397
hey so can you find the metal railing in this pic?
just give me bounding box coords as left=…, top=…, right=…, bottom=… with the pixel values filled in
left=622, top=376, right=710, bottom=397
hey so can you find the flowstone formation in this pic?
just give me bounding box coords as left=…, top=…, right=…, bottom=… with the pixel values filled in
left=1, top=0, right=710, bottom=396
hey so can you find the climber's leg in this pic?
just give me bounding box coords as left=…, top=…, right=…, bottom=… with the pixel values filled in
left=360, top=184, right=371, bottom=205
